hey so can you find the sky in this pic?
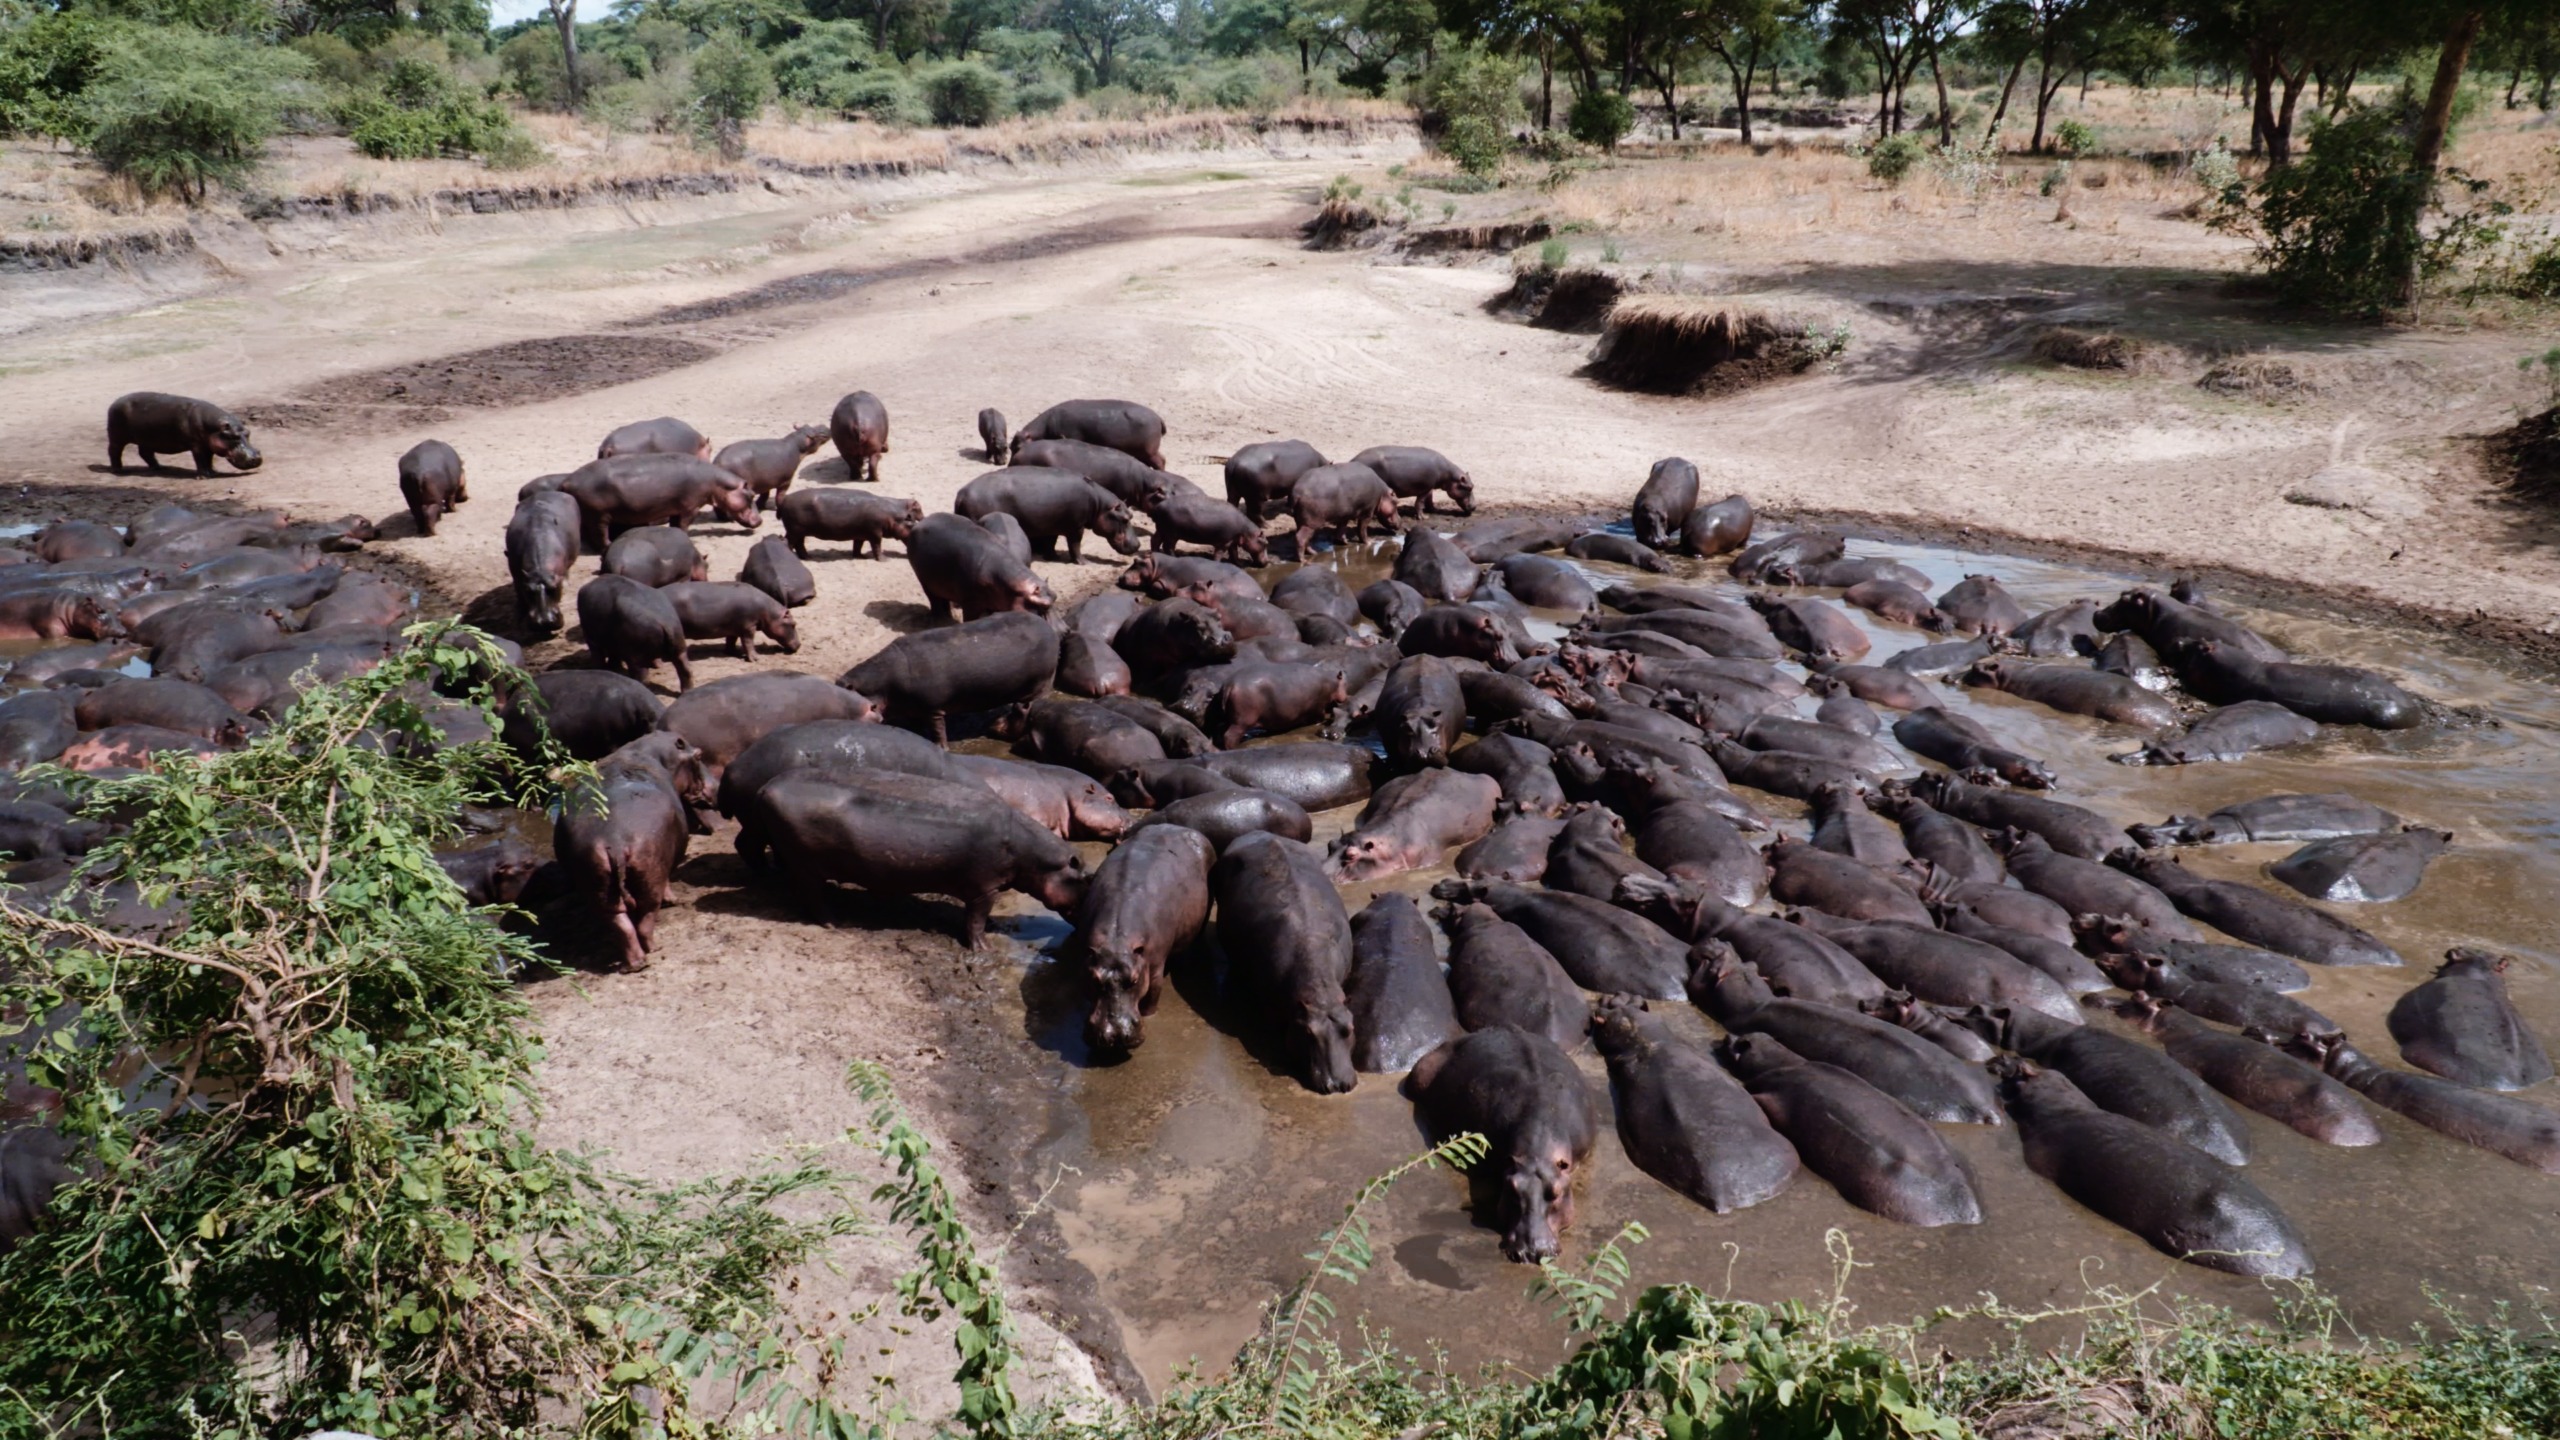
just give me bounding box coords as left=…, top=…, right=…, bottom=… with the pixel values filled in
left=487, top=0, right=613, bottom=25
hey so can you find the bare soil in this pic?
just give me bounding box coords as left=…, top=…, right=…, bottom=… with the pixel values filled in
left=4, top=105, right=2559, bottom=1402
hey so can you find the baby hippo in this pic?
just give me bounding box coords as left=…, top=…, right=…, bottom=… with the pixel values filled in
left=662, top=581, right=799, bottom=658
left=397, top=439, right=467, bottom=536
left=108, top=392, right=261, bottom=476
left=715, top=425, right=828, bottom=510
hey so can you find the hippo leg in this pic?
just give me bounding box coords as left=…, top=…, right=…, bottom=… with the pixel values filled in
left=610, top=907, right=647, bottom=972
left=671, top=651, right=694, bottom=692
left=930, top=711, right=950, bottom=748
left=963, top=891, right=994, bottom=950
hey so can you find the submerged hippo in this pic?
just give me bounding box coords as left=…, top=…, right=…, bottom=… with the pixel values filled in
left=1214, top=832, right=1357, bottom=1094
left=1592, top=996, right=1797, bottom=1215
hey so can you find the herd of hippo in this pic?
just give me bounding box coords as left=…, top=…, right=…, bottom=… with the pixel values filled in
left=2, top=390, right=2554, bottom=1282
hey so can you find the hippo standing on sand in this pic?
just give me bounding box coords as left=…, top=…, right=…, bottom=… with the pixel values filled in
left=1013, top=399, right=1166, bottom=469
left=107, top=393, right=261, bottom=476
left=397, top=440, right=467, bottom=536
left=830, top=391, right=891, bottom=483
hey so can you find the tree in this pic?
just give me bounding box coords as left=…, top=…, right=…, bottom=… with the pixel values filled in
left=1703, top=0, right=1797, bottom=145
left=1979, top=0, right=2114, bottom=153
left=1440, top=0, right=1606, bottom=129
left=544, top=0, right=583, bottom=107
left=1041, top=0, right=1162, bottom=85
left=81, top=27, right=311, bottom=201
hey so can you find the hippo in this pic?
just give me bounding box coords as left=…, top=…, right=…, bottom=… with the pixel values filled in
left=1630, top=800, right=1763, bottom=907
left=1211, top=832, right=1356, bottom=1093
left=1692, top=945, right=1998, bottom=1123
left=1286, top=464, right=1400, bottom=548
left=1398, top=606, right=1519, bottom=666
left=1093, top=694, right=1213, bottom=757
left=1963, top=656, right=2183, bottom=729
left=1728, top=529, right=1842, bottom=584
left=397, top=439, right=468, bottom=536
left=1859, top=992, right=2000, bottom=1063
left=714, top=426, right=828, bottom=509
left=775, top=490, right=918, bottom=562
left=1452, top=813, right=1565, bottom=883
left=1841, top=579, right=1948, bottom=631
left=602, top=526, right=709, bottom=588
left=1268, top=565, right=1359, bottom=626
left=737, top=534, right=816, bottom=610
left=0, top=591, right=124, bottom=643
left=905, top=514, right=1052, bottom=622
left=554, top=732, right=714, bottom=970
left=1009, top=696, right=1164, bottom=779
left=1393, top=528, right=1481, bottom=604
left=1374, top=655, right=1465, bottom=769
left=1681, top=495, right=1755, bottom=558
left=58, top=725, right=220, bottom=771
left=2095, top=586, right=2284, bottom=663
left=1055, top=629, right=1130, bottom=696
left=2010, top=599, right=2103, bottom=657
left=1012, top=399, right=1166, bottom=470
left=107, top=392, right=260, bottom=476
left=1352, top=445, right=1473, bottom=515
left=576, top=576, right=691, bottom=691
left=2172, top=639, right=2424, bottom=730
left=1405, top=1026, right=1599, bottom=1260
left=2269, top=827, right=2451, bottom=903
left=1966, top=1004, right=2250, bottom=1164
left=1911, top=773, right=2122, bottom=861
left=0, top=798, right=96, bottom=864
left=72, top=677, right=249, bottom=744
left=954, top=468, right=1139, bottom=563
left=1008, top=438, right=1176, bottom=509
left=2386, top=948, right=2552, bottom=1091
left=1994, top=830, right=2194, bottom=938
left=978, top=513, right=1035, bottom=566
left=717, top=720, right=973, bottom=832
left=1793, top=912, right=2081, bottom=1022
left=1566, top=531, right=1671, bottom=572
left=1539, top=802, right=1660, bottom=902
left=1458, top=670, right=1575, bottom=732
left=1119, top=553, right=1260, bottom=606
left=2131, top=793, right=2403, bottom=849
left=1112, top=599, right=1232, bottom=683
left=1880, top=635, right=1996, bottom=678
left=1356, top=578, right=1424, bottom=637
left=0, top=693, right=79, bottom=770
left=598, top=417, right=711, bottom=461
left=1933, top=574, right=2028, bottom=635
left=1720, top=1033, right=1980, bottom=1226
left=1343, top=894, right=1462, bottom=1073
left=655, top=671, right=875, bottom=780
left=2077, top=917, right=2311, bottom=994
left=2095, top=630, right=2170, bottom=689
left=1998, top=1061, right=2310, bottom=1275
left=1430, top=877, right=1688, bottom=1000
left=2114, top=851, right=2402, bottom=967
left=1448, top=732, right=1565, bottom=818
left=561, top=455, right=760, bottom=551
left=977, top=407, right=1010, bottom=464
left=662, top=581, right=799, bottom=659
left=33, top=520, right=124, bottom=562
left=1450, top=516, right=1572, bottom=562
left=1433, top=901, right=1586, bottom=1047
left=201, top=641, right=389, bottom=718
left=1774, top=555, right=1931, bottom=589
left=1705, top=741, right=1873, bottom=811
left=1590, top=607, right=1783, bottom=661
left=829, top=605, right=1050, bottom=737
left=1164, top=741, right=1373, bottom=810
left=436, top=833, right=545, bottom=908
left=1891, top=708, right=2054, bottom=788
left=825, top=391, right=890, bottom=483
left=1223, top=439, right=1327, bottom=523
left=2285, top=1030, right=2560, bottom=1174
left=1146, top=492, right=1268, bottom=565
left=950, top=754, right=1130, bottom=841
left=1629, top=458, right=1700, bottom=549
left=1077, top=823, right=1215, bottom=1052
left=1124, top=786, right=1311, bottom=851
left=1594, top=996, right=1798, bottom=1214
left=2105, top=996, right=2380, bottom=1147
left=516, top=669, right=663, bottom=761
left=1806, top=780, right=1909, bottom=867
left=1492, top=555, right=1596, bottom=616
left=1327, top=769, right=1500, bottom=883
left=1738, top=711, right=1901, bottom=771
left=747, top=771, right=1086, bottom=948
left=1193, top=661, right=1344, bottom=748
left=148, top=609, right=287, bottom=684
left=1937, top=906, right=2107, bottom=993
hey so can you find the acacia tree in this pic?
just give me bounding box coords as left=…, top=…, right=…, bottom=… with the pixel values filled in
left=1042, top=0, right=1161, bottom=84
left=1827, top=0, right=1972, bottom=138
left=1702, top=0, right=1795, bottom=143
left=1978, top=0, right=2115, bottom=152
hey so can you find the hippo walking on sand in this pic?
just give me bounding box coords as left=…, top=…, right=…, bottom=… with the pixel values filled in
left=108, top=393, right=261, bottom=476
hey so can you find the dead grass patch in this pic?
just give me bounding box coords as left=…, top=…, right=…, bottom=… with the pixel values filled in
left=2196, top=353, right=2325, bottom=400
left=1302, top=197, right=1384, bottom=249
left=2031, top=326, right=2146, bottom=370
left=1583, top=294, right=1833, bottom=394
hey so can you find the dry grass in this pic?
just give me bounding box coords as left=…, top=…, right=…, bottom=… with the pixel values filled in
left=1584, top=293, right=1835, bottom=393
left=2031, top=326, right=2147, bottom=370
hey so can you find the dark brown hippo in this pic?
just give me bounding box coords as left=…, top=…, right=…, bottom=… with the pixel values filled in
left=2094, top=585, right=2285, bottom=663
left=561, top=455, right=760, bottom=551
left=1566, top=531, right=1671, bottom=572
left=777, top=490, right=919, bottom=561
left=554, top=732, right=715, bottom=971
left=1593, top=996, right=1798, bottom=1215
left=1009, top=696, right=1165, bottom=779
left=662, top=581, right=799, bottom=659
left=2105, top=996, right=2380, bottom=1147
left=716, top=719, right=974, bottom=830
left=2114, top=851, right=2402, bottom=967
left=1398, top=605, right=1520, bottom=666
left=745, top=770, right=1087, bottom=948
left=515, top=669, right=663, bottom=760
left=1841, top=579, right=1948, bottom=631
left=1123, top=741, right=1373, bottom=811
left=1094, top=694, right=1214, bottom=757
left=1433, top=877, right=1690, bottom=1000
left=58, top=725, right=221, bottom=771
left=1123, top=786, right=1312, bottom=850
left=71, top=677, right=249, bottom=744
left=1345, top=894, right=1462, bottom=1073
left=1146, top=492, right=1268, bottom=565
left=1117, top=552, right=1259, bottom=604
left=1406, top=1026, right=1599, bottom=1260
left=0, top=692, right=79, bottom=770
left=396, top=439, right=467, bottom=536
left=1621, top=880, right=1880, bottom=1005
left=1630, top=457, right=1699, bottom=549
left=506, top=492, right=582, bottom=634
left=949, top=754, right=1131, bottom=841
left=2268, top=826, right=2451, bottom=903
left=2074, top=919, right=2310, bottom=992
left=2010, top=598, right=2103, bottom=656
left=1198, top=661, right=1347, bottom=748
left=1493, top=554, right=1596, bottom=613
left=1267, top=565, right=1358, bottom=626
left=1224, top=439, right=1328, bottom=523
left=1963, top=656, right=2183, bottom=729
left=2169, top=639, right=2424, bottom=730
left=1999, top=1060, right=2309, bottom=1275
left=1880, top=634, right=1996, bottom=677
left=1748, top=594, right=1870, bottom=662
left=905, top=513, right=1053, bottom=621
left=1965, top=1004, right=2249, bottom=1164
left=602, top=526, right=709, bottom=587
left=1376, top=655, right=1465, bottom=770
left=1214, top=831, right=1357, bottom=1094
left=2284, top=1029, right=2560, bottom=1173
left=1286, top=463, right=1400, bottom=549
left=1994, top=829, right=2194, bottom=938
left=1721, top=1033, right=1981, bottom=1227
left=1112, top=598, right=1233, bottom=682
left=1393, top=527, right=1480, bottom=603
left=2129, top=792, right=2403, bottom=848
left=1891, top=708, right=2055, bottom=788
left=576, top=575, right=692, bottom=691
left=1057, top=631, right=1132, bottom=697
left=837, top=610, right=1058, bottom=744
left=828, top=391, right=890, bottom=483
left=436, top=834, right=544, bottom=908
left=656, top=670, right=875, bottom=779
left=107, top=392, right=260, bottom=475
left=738, top=534, right=816, bottom=608
left=1774, top=555, right=1929, bottom=588
left=2386, top=948, right=2552, bottom=1091
left=202, top=641, right=390, bottom=719
left=2119, top=700, right=2319, bottom=767
left=714, top=426, right=827, bottom=510
left=1326, top=769, right=1500, bottom=883
left=1435, top=899, right=1584, bottom=1045
left=598, top=416, right=711, bottom=461
left=1009, top=438, right=1176, bottom=508
left=1586, top=607, right=1782, bottom=661
left=33, top=520, right=124, bottom=562
left=1933, top=574, right=2028, bottom=636
left=1451, top=515, right=1572, bottom=562
left=1691, top=945, right=1997, bottom=1123
left=1351, top=445, right=1473, bottom=515
left=1357, top=577, right=1425, bottom=637
left=1728, top=528, right=1841, bottom=583
left=147, top=610, right=285, bottom=683
left=1681, top=494, right=1755, bottom=558
left=2097, top=950, right=2338, bottom=1038
left=955, top=468, right=1140, bottom=563
left=0, top=591, right=124, bottom=643
left=977, top=407, right=1009, bottom=464
left=1012, top=398, right=1166, bottom=469
left=1911, top=772, right=2123, bottom=861
left=1795, top=911, right=2080, bottom=1022
left=1079, top=823, right=1215, bottom=1052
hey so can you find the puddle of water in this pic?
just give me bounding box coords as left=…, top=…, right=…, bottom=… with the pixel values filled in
left=982, top=527, right=2560, bottom=1393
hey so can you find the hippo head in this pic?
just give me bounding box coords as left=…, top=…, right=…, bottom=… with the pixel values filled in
left=790, top=425, right=829, bottom=455
left=1947, top=1002, right=2015, bottom=1048
left=1396, top=707, right=1449, bottom=765
left=1371, top=493, right=1404, bottom=531
left=1445, top=472, right=1476, bottom=514
left=1959, top=657, right=2012, bottom=689
left=1012, top=574, right=1056, bottom=615
left=1174, top=608, right=1235, bottom=662
left=226, top=442, right=264, bottom=472
left=1586, top=994, right=1648, bottom=1059
left=1324, top=832, right=1405, bottom=885
left=1115, top=555, right=1160, bottom=592
left=1084, top=939, right=1153, bottom=1053
left=712, top=484, right=763, bottom=530
left=517, top=576, right=564, bottom=635
left=1026, top=852, right=1089, bottom=922
left=1470, top=613, right=1521, bottom=667
left=763, top=611, right=801, bottom=654
left=1292, top=989, right=1357, bottom=1096
left=2092, top=588, right=2163, bottom=634
left=1229, top=530, right=1271, bottom=566
left=72, top=596, right=126, bottom=642
left=1492, top=1133, right=1579, bottom=1263
left=1094, top=502, right=1141, bottom=556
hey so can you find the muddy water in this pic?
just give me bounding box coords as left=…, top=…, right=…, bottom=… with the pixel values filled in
left=988, top=530, right=2560, bottom=1394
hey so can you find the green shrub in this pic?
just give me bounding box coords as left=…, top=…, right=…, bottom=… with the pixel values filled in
left=0, top=11, right=112, bottom=141
left=1567, top=86, right=1635, bottom=152
left=1536, top=235, right=1568, bottom=270
left=2053, top=116, right=2096, bottom=154
left=1013, top=77, right=1069, bottom=114
left=82, top=27, right=311, bottom=201
left=688, top=36, right=772, bottom=156
left=836, top=68, right=925, bottom=126
left=2513, top=240, right=2560, bottom=300
left=497, top=25, right=574, bottom=109
left=2245, top=101, right=2434, bottom=314
left=1867, top=132, right=1925, bottom=184
left=1423, top=47, right=1522, bottom=176
left=287, top=30, right=367, bottom=91
left=771, top=19, right=873, bottom=109
left=1210, top=63, right=1266, bottom=110
left=920, top=58, right=1009, bottom=126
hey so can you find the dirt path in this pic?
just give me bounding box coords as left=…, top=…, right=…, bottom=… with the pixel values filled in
left=6, top=133, right=2560, bottom=1400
